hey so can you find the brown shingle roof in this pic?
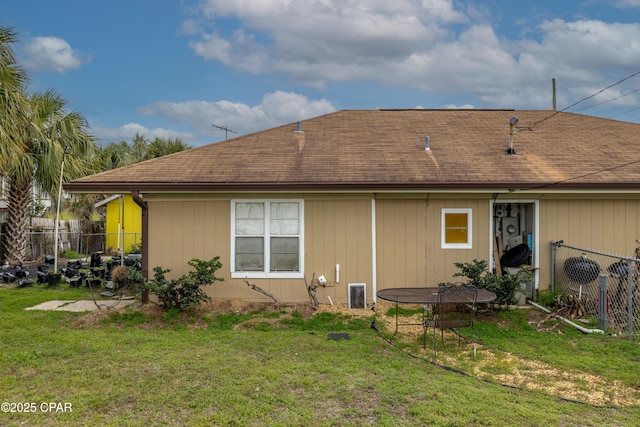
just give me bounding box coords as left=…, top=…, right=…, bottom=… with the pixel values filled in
left=66, top=109, right=640, bottom=193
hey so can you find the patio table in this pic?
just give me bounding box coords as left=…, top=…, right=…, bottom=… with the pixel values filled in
left=376, top=287, right=497, bottom=337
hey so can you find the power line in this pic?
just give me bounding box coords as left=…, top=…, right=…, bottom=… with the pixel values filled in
left=519, top=157, right=640, bottom=192
left=609, top=105, right=640, bottom=119
left=533, top=70, right=640, bottom=126
left=573, top=87, right=640, bottom=113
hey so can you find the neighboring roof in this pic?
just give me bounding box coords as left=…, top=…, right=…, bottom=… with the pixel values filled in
left=66, top=109, right=640, bottom=193
left=93, top=194, right=121, bottom=208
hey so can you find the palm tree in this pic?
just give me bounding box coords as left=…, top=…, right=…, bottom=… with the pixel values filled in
left=0, top=26, right=29, bottom=171
left=3, top=90, right=99, bottom=265
left=145, top=137, right=190, bottom=160
left=99, top=134, right=191, bottom=168
left=99, top=140, right=136, bottom=170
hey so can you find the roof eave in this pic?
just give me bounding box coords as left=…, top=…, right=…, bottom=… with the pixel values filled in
left=65, top=181, right=640, bottom=194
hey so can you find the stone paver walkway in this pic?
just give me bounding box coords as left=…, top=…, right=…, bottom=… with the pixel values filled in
left=25, top=299, right=137, bottom=312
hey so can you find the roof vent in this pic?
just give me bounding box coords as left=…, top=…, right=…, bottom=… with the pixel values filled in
left=424, top=136, right=430, bottom=151
left=506, top=116, right=518, bottom=154
left=295, top=121, right=303, bottom=133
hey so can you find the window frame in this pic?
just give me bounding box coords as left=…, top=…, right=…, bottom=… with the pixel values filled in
left=231, top=199, right=304, bottom=279
left=441, top=208, right=472, bottom=249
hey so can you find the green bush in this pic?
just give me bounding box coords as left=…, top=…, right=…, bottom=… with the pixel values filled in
left=144, top=257, right=224, bottom=311
left=537, top=289, right=559, bottom=309
left=453, top=259, right=532, bottom=306
left=60, top=250, right=86, bottom=259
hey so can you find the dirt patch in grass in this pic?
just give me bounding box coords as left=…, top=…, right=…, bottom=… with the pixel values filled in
left=72, top=298, right=319, bottom=329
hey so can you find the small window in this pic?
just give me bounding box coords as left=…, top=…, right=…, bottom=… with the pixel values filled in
left=442, top=208, right=472, bottom=249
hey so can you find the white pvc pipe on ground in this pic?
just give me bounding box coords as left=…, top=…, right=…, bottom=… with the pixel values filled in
left=527, top=300, right=605, bottom=334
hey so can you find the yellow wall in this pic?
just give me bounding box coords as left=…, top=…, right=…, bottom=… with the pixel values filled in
left=105, top=195, right=142, bottom=253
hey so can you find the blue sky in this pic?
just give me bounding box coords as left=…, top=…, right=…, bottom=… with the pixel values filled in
left=3, top=0, right=640, bottom=146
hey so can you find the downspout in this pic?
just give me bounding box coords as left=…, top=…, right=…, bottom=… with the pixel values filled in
left=371, top=198, right=377, bottom=304
left=527, top=300, right=604, bottom=334
left=131, top=191, right=148, bottom=304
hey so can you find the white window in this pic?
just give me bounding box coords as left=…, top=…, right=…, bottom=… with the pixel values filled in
left=441, top=208, right=472, bottom=249
left=231, top=200, right=304, bottom=279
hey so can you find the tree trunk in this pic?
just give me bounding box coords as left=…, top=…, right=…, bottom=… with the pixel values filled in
left=4, top=177, right=32, bottom=265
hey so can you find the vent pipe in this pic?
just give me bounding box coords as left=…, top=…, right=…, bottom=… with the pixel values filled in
left=424, top=136, right=430, bottom=151
left=295, top=121, right=303, bottom=133
left=507, top=116, right=518, bottom=154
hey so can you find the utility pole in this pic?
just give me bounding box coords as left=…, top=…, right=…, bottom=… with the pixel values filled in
left=212, top=124, right=236, bottom=140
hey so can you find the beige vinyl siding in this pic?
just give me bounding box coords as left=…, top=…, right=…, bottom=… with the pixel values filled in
left=147, top=199, right=233, bottom=294
left=147, top=197, right=373, bottom=303
left=427, top=198, right=492, bottom=286
left=144, top=192, right=640, bottom=302
left=304, top=199, right=372, bottom=305
left=375, top=196, right=492, bottom=290
left=376, top=199, right=427, bottom=288
left=537, top=198, right=640, bottom=287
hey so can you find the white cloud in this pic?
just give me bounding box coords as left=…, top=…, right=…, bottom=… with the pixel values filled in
left=185, top=0, right=640, bottom=111
left=189, top=0, right=466, bottom=80
left=22, top=36, right=88, bottom=72
left=443, top=104, right=476, bottom=109
left=614, top=0, right=640, bottom=8
left=136, top=91, right=336, bottom=138
left=93, top=123, right=195, bottom=145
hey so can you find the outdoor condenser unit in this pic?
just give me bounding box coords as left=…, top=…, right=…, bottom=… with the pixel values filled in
left=348, top=283, right=366, bottom=309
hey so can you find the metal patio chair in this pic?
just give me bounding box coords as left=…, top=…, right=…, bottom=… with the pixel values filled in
left=424, top=282, right=478, bottom=359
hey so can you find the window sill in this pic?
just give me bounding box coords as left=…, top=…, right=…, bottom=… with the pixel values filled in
left=231, top=271, right=304, bottom=279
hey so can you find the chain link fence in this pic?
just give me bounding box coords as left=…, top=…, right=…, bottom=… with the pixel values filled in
left=551, top=241, right=639, bottom=339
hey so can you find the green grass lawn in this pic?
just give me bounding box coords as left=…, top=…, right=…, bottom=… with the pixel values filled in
left=1, top=286, right=639, bottom=426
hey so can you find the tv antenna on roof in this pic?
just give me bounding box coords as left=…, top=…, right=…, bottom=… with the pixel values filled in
left=212, top=124, right=236, bottom=140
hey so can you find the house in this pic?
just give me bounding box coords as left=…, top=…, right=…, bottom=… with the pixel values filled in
left=0, top=177, right=52, bottom=223
left=65, top=109, right=640, bottom=306
left=94, top=194, right=142, bottom=254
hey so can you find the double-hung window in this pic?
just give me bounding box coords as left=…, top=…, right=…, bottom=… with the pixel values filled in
left=441, top=208, right=472, bottom=249
left=231, top=200, right=304, bottom=278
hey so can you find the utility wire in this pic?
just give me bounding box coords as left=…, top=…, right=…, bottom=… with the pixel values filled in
left=518, top=157, right=640, bottom=192
left=609, top=105, right=640, bottom=119
left=573, top=87, right=640, bottom=113
left=533, top=70, right=640, bottom=126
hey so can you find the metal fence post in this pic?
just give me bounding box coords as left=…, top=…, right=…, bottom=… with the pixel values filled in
left=550, top=240, right=562, bottom=293
left=627, top=260, right=635, bottom=340
left=598, top=274, right=609, bottom=331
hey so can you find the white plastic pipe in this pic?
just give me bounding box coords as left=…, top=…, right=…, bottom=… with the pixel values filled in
left=527, top=300, right=604, bottom=334
left=335, top=264, right=340, bottom=283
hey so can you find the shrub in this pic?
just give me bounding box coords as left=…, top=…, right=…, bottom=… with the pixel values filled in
left=453, top=259, right=488, bottom=289
left=453, top=259, right=532, bottom=306
left=60, top=250, right=86, bottom=259
left=483, top=270, right=532, bottom=306
left=144, top=257, right=224, bottom=311
left=111, top=265, right=128, bottom=287
left=111, top=265, right=145, bottom=292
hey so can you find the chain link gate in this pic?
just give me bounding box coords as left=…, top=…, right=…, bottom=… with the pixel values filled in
left=551, top=241, right=639, bottom=339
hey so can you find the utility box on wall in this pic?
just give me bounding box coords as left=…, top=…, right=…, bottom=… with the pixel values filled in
left=348, top=283, right=366, bottom=309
